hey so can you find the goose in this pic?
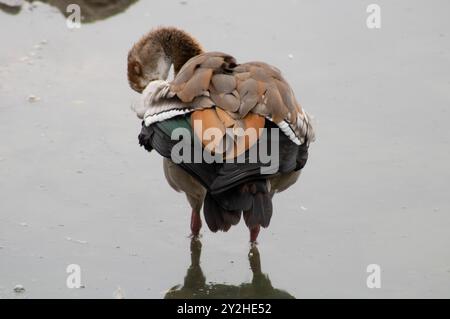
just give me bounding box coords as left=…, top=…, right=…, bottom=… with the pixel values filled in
left=127, top=27, right=315, bottom=243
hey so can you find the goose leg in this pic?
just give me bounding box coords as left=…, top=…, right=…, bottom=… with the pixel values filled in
left=243, top=209, right=261, bottom=243
left=249, top=225, right=260, bottom=244
left=163, top=158, right=206, bottom=237
left=190, top=209, right=202, bottom=237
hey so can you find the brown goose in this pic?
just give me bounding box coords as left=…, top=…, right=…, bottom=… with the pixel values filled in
left=128, top=27, right=315, bottom=243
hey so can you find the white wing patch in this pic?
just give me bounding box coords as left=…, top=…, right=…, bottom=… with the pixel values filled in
left=276, top=120, right=301, bottom=145
left=144, top=107, right=193, bottom=126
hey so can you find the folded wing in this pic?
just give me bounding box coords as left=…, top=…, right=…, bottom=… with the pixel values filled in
left=140, top=52, right=315, bottom=147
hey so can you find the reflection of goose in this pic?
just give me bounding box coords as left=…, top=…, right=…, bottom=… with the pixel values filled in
left=129, top=27, right=315, bottom=243
left=0, top=0, right=138, bottom=22
left=164, top=239, right=295, bottom=299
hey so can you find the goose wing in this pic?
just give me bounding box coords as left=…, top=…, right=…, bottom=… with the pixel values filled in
left=141, top=52, right=315, bottom=146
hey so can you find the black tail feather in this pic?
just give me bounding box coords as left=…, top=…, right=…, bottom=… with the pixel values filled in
left=252, top=192, right=273, bottom=228
left=203, top=193, right=241, bottom=232
left=203, top=180, right=273, bottom=232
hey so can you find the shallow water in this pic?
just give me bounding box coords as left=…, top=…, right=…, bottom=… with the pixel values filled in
left=1, top=0, right=450, bottom=298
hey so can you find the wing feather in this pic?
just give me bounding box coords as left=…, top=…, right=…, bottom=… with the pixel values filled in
left=141, top=51, right=315, bottom=145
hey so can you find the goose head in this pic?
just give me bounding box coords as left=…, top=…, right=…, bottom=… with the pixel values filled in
left=127, top=26, right=204, bottom=93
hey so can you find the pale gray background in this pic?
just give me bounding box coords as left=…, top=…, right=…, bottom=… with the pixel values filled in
left=0, top=0, right=449, bottom=298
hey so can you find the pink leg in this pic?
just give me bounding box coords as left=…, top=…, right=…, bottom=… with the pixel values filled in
left=190, top=210, right=202, bottom=237
left=249, top=225, right=261, bottom=243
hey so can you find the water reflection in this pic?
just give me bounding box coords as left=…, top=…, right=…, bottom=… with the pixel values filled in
left=165, top=239, right=295, bottom=299
left=0, top=0, right=138, bottom=22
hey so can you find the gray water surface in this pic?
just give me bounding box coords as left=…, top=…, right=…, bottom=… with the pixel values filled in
left=1, top=0, right=449, bottom=298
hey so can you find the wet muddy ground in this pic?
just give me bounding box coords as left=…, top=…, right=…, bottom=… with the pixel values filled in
left=1, top=0, right=449, bottom=298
